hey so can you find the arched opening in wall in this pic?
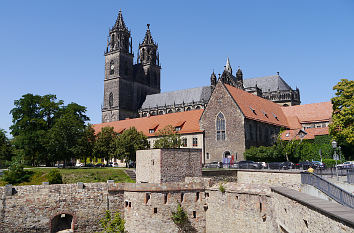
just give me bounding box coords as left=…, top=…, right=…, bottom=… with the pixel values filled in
left=283, top=103, right=289, bottom=107
left=195, top=106, right=201, bottom=109
left=50, top=213, right=74, bottom=233
left=224, top=151, right=231, bottom=158
left=167, top=109, right=173, bottom=114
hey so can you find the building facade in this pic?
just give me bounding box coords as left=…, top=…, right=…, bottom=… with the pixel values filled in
left=102, top=11, right=301, bottom=123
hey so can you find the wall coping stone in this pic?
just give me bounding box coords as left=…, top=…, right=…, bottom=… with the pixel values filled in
left=237, top=169, right=301, bottom=174
left=271, top=186, right=354, bottom=228
left=109, top=182, right=205, bottom=192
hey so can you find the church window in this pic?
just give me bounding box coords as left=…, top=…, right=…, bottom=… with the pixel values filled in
left=216, top=112, right=226, bottom=141
left=195, top=106, right=201, bottom=110
left=206, top=153, right=210, bottom=160
left=186, top=107, right=191, bottom=111
left=109, top=92, right=113, bottom=108
left=110, top=60, right=114, bottom=75
left=167, top=109, right=173, bottom=114
left=193, top=137, right=198, bottom=147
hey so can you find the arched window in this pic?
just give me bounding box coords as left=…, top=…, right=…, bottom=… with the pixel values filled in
left=216, top=112, right=226, bottom=141
left=109, top=92, right=113, bottom=108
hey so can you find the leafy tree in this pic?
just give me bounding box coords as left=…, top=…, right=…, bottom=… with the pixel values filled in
left=329, top=79, right=354, bottom=159
left=99, top=210, right=125, bottom=233
left=72, top=124, right=96, bottom=165
left=48, top=103, right=89, bottom=165
left=94, top=127, right=118, bottom=164
left=153, top=125, right=182, bottom=149
left=10, top=94, right=63, bottom=166
left=115, top=127, right=148, bottom=162
left=0, top=129, right=13, bottom=167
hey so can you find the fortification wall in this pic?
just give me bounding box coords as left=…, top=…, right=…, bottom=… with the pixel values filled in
left=205, top=184, right=276, bottom=233
left=237, top=170, right=301, bottom=190
left=0, top=183, right=124, bottom=233
left=1, top=173, right=353, bottom=233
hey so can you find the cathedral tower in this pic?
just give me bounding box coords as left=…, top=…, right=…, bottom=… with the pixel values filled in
left=102, top=11, right=161, bottom=123
left=102, top=10, right=135, bottom=123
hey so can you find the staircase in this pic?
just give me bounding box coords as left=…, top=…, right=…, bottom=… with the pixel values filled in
left=125, top=169, right=136, bottom=181
left=301, top=172, right=354, bottom=209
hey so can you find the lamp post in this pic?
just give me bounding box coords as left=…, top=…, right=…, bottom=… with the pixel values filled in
left=332, top=140, right=339, bottom=181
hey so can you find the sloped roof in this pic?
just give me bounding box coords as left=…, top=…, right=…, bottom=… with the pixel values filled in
left=281, top=127, right=329, bottom=140
left=281, top=102, right=332, bottom=129
left=93, top=109, right=204, bottom=137
left=224, top=84, right=289, bottom=127
left=243, top=75, right=292, bottom=92
left=141, top=86, right=212, bottom=109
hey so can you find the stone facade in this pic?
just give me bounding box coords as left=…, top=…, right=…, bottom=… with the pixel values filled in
left=244, top=118, right=281, bottom=149
left=200, top=81, right=246, bottom=163
left=136, top=149, right=202, bottom=183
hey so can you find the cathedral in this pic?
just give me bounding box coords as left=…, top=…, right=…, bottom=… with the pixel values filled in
left=102, top=11, right=301, bottom=123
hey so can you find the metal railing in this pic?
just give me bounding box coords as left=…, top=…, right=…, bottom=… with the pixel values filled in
left=301, top=172, right=354, bottom=209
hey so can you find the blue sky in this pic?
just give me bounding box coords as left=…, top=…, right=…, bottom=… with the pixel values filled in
left=1, top=0, right=353, bottom=135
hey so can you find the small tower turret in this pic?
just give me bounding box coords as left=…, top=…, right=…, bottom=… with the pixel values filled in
left=210, top=71, right=217, bottom=91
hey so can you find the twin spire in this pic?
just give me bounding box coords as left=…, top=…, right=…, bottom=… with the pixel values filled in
left=114, top=10, right=128, bottom=31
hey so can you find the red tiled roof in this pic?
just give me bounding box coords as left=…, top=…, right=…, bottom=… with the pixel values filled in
left=282, top=102, right=332, bottom=129
left=281, top=127, right=329, bottom=140
left=224, top=84, right=289, bottom=127
left=93, top=109, right=204, bottom=137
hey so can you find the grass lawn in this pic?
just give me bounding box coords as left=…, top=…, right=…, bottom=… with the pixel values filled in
left=0, top=168, right=135, bottom=186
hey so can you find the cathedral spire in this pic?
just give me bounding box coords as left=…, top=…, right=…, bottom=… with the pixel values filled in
left=142, top=24, right=155, bottom=46
left=106, top=10, right=131, bottom=54
left=225, top=57, right=232, bottom=74
left=139, top=24, right=158, bottom=65
left=113, top=10, right=128, bottom=31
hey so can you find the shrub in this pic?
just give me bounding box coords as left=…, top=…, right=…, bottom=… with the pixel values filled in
left=99, top=210, right=125, bottom=233
left=219, top=183, right=226, bottom=193
left=322, top=159, right=345, bottom=168
left=171, top=203, right=188, bottom=227
left=3, top=158, right=32, bottom=184
left=47, top=170, right=63, bottom=184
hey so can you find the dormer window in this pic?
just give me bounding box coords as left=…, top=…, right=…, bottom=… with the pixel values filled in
left=175, top=126, right=181, bottom=131
left=249, top=106, right=256, bottom=115
left=285, top=133, right=290, bottom=137
left=272, top=113, right=279, bottom=121
left=149, top=124, right=159, bottom=134
left=149, top=129, right=155, bottom=134
left=262, top=111, right=268, bottom=118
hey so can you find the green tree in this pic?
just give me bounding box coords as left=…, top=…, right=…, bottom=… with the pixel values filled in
left=329, top=79, right=354, bottom=159
left=0, top=129, right=13, bottom=167
left=48, top=103, right=89, bottom=165
left=94, top=127, right=118, bottom=164
left=171, top=204, right=188, bottom=229
left=99, top=210, right=125, bottom=233
left=72, top=124, right=96, bottom=165
left=153, top=125, right=182, bottom=149
left=115, top=127, right=148, bottom=162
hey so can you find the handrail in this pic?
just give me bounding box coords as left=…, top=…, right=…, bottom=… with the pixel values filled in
left=301, top=172, right=354, bottom=209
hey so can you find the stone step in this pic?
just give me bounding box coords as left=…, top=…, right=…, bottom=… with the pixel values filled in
left=125, top=169, right=136, bottom=180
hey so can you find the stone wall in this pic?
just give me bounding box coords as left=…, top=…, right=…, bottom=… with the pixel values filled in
left=0, top=183, right=124, bottom=233
left=1, top=173, right=353, bottom=233
left=237, top=170, right=302, bottom=190
left=271, top=188, right=354, bottom=232
left=200, top=82, right=246, bottom=163
left=123, top=182, right=207, bottom=233
left=205, top=184, right=276, bottom=233
left=136, top=149, right=202, bottom=183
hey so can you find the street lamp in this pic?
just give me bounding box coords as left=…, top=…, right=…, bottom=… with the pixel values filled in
left=332, top=140, right=339, bottom=180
